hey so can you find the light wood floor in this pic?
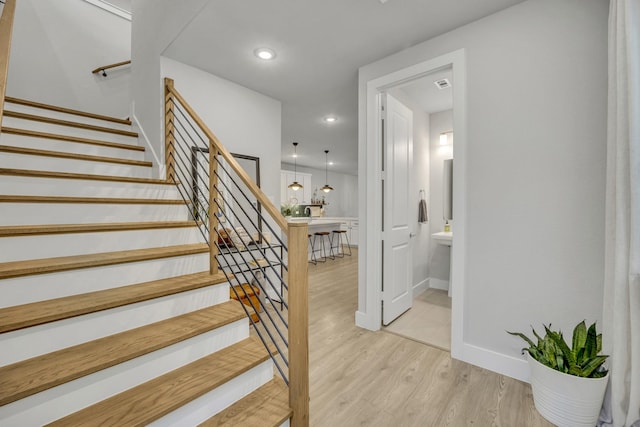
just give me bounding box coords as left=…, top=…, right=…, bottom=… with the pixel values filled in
left=307, top=249, right=553, bottom=426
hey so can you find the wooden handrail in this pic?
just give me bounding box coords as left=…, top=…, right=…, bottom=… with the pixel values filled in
left=91, top=60, right=131, bottom=75
left=164, top=79, right=288, bottom=232
left=0, top=0, right=17, bottom=128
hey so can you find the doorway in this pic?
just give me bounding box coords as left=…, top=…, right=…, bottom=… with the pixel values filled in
left=357, top=49, right=467, bottom=360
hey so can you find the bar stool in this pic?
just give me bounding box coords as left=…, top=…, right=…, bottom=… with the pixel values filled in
left=308, top=234, right=317, bottom=265
left=313, top=231, right=334, bottom=262
left=331, top=229, right=352, bottom=257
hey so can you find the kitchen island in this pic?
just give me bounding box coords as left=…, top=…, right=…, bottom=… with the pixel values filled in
left=288, top=218, right=348, bottom=259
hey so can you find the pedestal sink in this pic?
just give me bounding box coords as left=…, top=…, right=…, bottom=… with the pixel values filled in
left=432, top=231, right=452, bottom=246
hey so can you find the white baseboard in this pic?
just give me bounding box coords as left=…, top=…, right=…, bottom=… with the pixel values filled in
left=412, top=278, right=428, bottom=297
left=456, top=342, right=530, bottom=383
left=355, top=310, right=378, bottom=331
left=429, top=277, right=449, bottom=291
left=132, top=112, right=163, bottom=179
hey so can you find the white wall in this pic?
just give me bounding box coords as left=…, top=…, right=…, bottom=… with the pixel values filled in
left=161, top=57, right=282, bottom=209
left=358, top=0, right=608, bottom=380
left=429, top=110, right=453, bottom=283
left=281, top=163, right=358, bottom=217
left=131, top=0, right=210, bottom=173
left=7, top=0, right=131, bottom=117
left=388, top=88, right=431, bottom=293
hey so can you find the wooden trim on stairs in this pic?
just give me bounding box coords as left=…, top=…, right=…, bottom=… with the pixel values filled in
left=199, top=377, right=292, bottom=426
left=0, top=221, right=199, bottom=237
left=3, top=110, right=138, bottom=137
left=0, top=302, right=246, bottom=406
left=0, top=0, right=16, bottom=128
left=45, top=337, right=271, bottom=427
left=0, top=145, right=152, bottom=167
left=1, top=127, right=144, bottom=151
left=0, top=195, right=186, bottom=205
left=4, top=96, right=132, bottom=125
left=0, top=167, right=177, bottom=185
left=0, top=243, right=209, bottom=279
left=0, top=271, right=228, bottom=333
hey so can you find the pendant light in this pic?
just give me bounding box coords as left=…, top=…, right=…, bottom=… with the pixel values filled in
left=288, top=142, right=303, bottom=191
left=321, top=149, right=334, bottom=193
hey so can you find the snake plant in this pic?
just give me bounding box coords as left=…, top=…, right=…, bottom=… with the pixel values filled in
left=508, top=321, right=609, bottom=378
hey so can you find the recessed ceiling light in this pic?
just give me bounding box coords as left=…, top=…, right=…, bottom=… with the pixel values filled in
left=254, top=47, right=276, bottom=60
left=324, top=116, right=337, bottom=123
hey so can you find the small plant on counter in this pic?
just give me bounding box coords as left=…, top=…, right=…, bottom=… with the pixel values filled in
left=281, top=203, right=295, bottom=216
left=508, top=321, right=608, bottom=378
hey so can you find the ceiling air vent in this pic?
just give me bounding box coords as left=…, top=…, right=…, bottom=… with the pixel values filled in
left=433, top=78, right=451, bottom=90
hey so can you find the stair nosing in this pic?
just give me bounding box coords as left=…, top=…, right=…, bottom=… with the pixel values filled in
left=44, top=337, right=269, bottom=427
left=4, top=96, right=131, bottom=125
left=0, top=302, right=246, bottom=407
left=1, top=127, right=144, bottom=151
left=0, top=243, right=209, bottom=279
left=3, top=110, right=138, bottom=137
left=0, top=271, right=228, bottom=332
left=0, top=145, right=152, bottom=167
left=0, top=167, right=177, bottom=185
left=0, top=195, right=187, bottom=204
left=0, top=221, right=200, bottom=237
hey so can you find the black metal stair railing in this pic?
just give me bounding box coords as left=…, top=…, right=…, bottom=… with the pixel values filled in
left=167, top=94, right=292, bottom=384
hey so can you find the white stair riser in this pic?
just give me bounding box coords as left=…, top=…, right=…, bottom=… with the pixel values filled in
left=0, top=227, right=205, bottom=262
left=150, top=360, right=274, bottom=427
left=0, top=283, right=231, bottom=366
left=0, top=254, right=210, bottom=307
left=0, top=176, right=180, bottom=199
left=0, top=152, right=152, bottom=178
left=0, top=202, right=190, bottom=225
left=0, top=133, right=144, bottom=161
left=0, top=320, right=250, bottom=427
left=2, top=116, right=138, bottom=145
left=4, top=102, right=133, bottom=131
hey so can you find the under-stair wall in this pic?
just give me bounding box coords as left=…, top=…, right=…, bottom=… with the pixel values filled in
left=0, top=98, right=291, bottom=426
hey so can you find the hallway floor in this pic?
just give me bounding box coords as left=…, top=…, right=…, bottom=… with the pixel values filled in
left=308, top=249, right=552, bottom=426
left=383, top=288, right=452, bottom=351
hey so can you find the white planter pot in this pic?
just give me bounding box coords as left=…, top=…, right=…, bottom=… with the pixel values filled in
left=528, top=354, right=609, bottom=427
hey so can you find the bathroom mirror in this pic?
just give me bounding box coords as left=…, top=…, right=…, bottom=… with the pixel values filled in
left=443, top=159, right=453, bottom=221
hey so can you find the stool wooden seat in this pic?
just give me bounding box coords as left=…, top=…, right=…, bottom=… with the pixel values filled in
left=331, top=229, right=352, bottom=257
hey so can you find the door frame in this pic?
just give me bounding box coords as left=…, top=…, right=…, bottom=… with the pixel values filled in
left=356, top=49, right=467, bottom=360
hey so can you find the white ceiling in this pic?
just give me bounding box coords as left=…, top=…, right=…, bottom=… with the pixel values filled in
left=162, top=0, right=526, bottom=174
left=397, top=68, right=453, bottom=115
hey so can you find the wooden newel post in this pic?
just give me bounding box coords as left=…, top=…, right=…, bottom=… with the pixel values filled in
left=209, top=143, right=219, bottom=274
left=164, top=78, right=176, bottom=182
left=287, top=222, right=310, bottom=427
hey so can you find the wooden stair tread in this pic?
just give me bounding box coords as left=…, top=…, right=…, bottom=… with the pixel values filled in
left=0, top=243, right=209, bottom=279
left=0, top=195, right=186, bottom=204
left=3, top=110, right=138, bottom=137
left=199, top=378, right=291, bottom=427
left=4, top=96, right=132, bottom=125
left=0, top=220, right=199, bottom=237
left=0, top=145, right=152, bottom=167
left=46, top=336, right=270, bottom=427
left=1, top=127, right=144, bottom=151
left=0, top=167, right=177, bottom=185
left=0, top=271, right=227, bottom=332
left=0, top=301, right=245, bottom=406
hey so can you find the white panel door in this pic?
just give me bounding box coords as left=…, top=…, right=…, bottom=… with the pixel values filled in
left=382, top=93, right=413, bottom=325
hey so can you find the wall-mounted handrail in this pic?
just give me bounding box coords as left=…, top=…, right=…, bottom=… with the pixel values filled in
left=164, top=77, right=309, bottom=426
left=0, top=0, right=16, bottom=128
left=91, top=59, right=131, bottom=76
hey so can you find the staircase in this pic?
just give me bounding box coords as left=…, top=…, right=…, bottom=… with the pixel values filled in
left=0, top=97, right=291, bottom=426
